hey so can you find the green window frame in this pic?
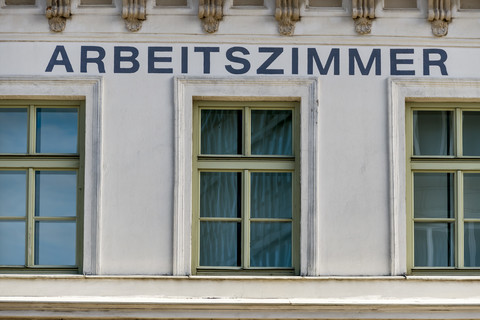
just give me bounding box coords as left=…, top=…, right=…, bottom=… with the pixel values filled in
left=407, top=102, right=480, bottom=274
left=0, top=100, right=84, bottom=274
left=192, top=101, right=300, bottom=275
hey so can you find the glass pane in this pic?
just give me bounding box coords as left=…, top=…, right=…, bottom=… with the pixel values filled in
left=463, top=111, right=480, bottom=156
left=413, top=111, right=453, bottom=156
left=34, top=221, right=76, bottom=265
left=200, top=172, right=241, bottom=218
left=200, top=221, right=240, bottom=267
left=464, top=173, right=480, bottom=218
left=251, top=172, right=292, bottom=219
left=250, top=222, right=292, bottom=267
left=36, top=108, right=78, bottom=154
left=35, top=171, right=77, bottom=217
left=5, top=0, right=35, bottom=5
left=233, top=0, right=263, bottom=5
left=461, top=0, right=480, bottom=9
left=156, top=0, right=187, bottom=5
left=251, top=110, right=292, bottom=155
left=0, top=171, right=26, bottom=217
left=414, top=222, right=454, bottom=267
left=309, top=0, right=342, bottom=7
left=201, top=110, right=242, bottom=155
left=465, top=223, right=480, bottom=267
left=384, top=0, right=417, bottom=8
left=414, top=173, right=454, bottom=218
left=0, top=221, right=25, bottom=265
left=0, top=108, right=27, bottom=153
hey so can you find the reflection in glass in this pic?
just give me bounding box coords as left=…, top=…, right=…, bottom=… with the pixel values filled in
left=200, top=221, right=240, bottom=266
left=414, top=222, right=454, bottom=267
left=413, top=111, right=453, bottom=156
left=0, top=108, right=28, bottom=153
left=251, top=110, right=292, bottom=155
left=36, top=108, right=78, bottom=153
left=0, top=171, right=26, bottom=217
left=465, top=223, right=480, bottom=267
left=464, top=173, right=480, bottom=219
left=251, top=172, right=292, bottom=219
left=34, top=221, right=76, bottom=265
left=250, top=222, right=291, bottom=267
left=200, top=172, right=241, bottom=218
left=0, top=221, right=25, bottom=265
left=201, top=109, right=242, bottom=155
left=35, top=171, right=77, bottom=217
left=414, top=173, right=454, bottom=218
left=463, top=112, right=480, bottom=156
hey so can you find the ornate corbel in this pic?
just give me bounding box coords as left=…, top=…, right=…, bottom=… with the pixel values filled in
left=428, top=0, right=452, bottom=37
left=45, top=0, right=71, bottom=32
left=122, top=0, right=146, bottom=32
left=352, top=0, right=375, bottom=35
left=199, top=0, right=223, bottom=33
left=275, top=0, right=300, bottom=36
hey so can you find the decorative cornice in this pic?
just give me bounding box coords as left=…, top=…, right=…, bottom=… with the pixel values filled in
left=45, top=0, right=71, bottom=32
left=428, top=0, right=452, bottom=37
left=275, top=0, right=300, bottom=36
left=122, top=0, right=146, bottom=32
left=352, top=0, right=375, bottom=35
left=198, top=0, right=223, bottom=33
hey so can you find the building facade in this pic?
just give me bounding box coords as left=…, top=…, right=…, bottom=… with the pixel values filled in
left=1, top=0, right=480, bottom=318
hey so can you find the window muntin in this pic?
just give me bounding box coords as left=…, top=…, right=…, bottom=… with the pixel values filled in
left=407, top=102, right=480, bottom=274
left=193, top=101, right=299, bottom=275
left=0, top=101, right=83, bottom=273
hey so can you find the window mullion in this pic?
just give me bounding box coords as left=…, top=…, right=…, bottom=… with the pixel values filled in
left=26, top=168, right=35, bottom=267
left=456, top=108, right=462, bottom=157
left=28, top=105, right=35, bottom=154
left=457, top=170, right=464, bottom=268
left=243, top=169, right=250, bottom=269
left=245, top=107, right=251, bottom=157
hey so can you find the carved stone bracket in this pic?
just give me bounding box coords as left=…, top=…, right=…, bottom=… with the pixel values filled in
left=275, top=0, right=300, bottom=36
left=428, top=0, right=452, bottom=37
left=122, top=0, right=146, bottom=32
left=198, top=0, right=223, bottom=33
left=352, top=0, right=375, bottom=35
left=45, top=0, right=71, bottom=32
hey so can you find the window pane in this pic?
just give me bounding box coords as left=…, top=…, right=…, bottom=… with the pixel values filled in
left=200, top=221, right=240, bottom=267
left=461, top=0, right=480, bottom=9
left=200, top=172, right=241, bottom=218
left=464, top=173, right=480, bottom=218
left=250, top=222, right=292, bottom=267
left=308, top=0, right=342, bottom=7
left=201, top=110, right=242, bottom=155
left=414, top=222, right=454, bottom=267
left=413, top=111, right=453, bottom=156
left=414, top=173, right=454, bottom=218
left=34, top=221, right=76, bottom=265
left=81, top=0, right=112, bottom=4
left=463, top=111, right=480, bottom=156
left=35, top=171, right=77, bottom=217
left=0, top=221, right=25, bottom=265
left=0, top=108, right=28, bottom=154
left=384, top=0, right=417, bottom=8
left=233, top=0, right=263, bottom=5
left=5, top=0, right=35, bottom=5
left=251, top=110, right=292, bottom=155
left=36, top=108, right=78, bottom=154
left=251, top=172, right=292, bottom=219
left=465, top=223, right=480, bottom=267
left=0, top=171, right=26, bottom=217
left=157, top=0, right=187, bottom=5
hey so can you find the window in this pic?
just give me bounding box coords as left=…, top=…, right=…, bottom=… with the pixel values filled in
left=308, top=0, right=343, bottom=8
left=407, top=102, right=480, bottom=274
left=460, top=0, right=480, bottom=10
left=0, top=101, right=83, bottom=273
left=384, top=0, right=417, bottom=9
left=192, top=101, right=299, bottom=275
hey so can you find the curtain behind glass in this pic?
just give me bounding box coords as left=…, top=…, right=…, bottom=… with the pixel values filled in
left=201, top=110, right=242, bottom=155
left=251, top=110, right=292, bottom=155
left=413, top=111, right=453, bottom=156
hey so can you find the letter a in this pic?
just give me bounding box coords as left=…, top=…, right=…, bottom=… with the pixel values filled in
left=45, top=46, right=74, bottom=73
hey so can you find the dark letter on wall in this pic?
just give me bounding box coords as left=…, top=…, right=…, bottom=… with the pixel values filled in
left=114, top=46, right=140, bottom=73
left=194, top=47, right=220, bottom=74
left=81, top=46, right=106, bottom=73
left=148, top=47, right=173, bottom=74
left=225, top=47, right=251, bottom=75
left=390, top=49, right=415, bottom=76
left=423, top=49, right=448, bottom=76
left=45, top=45, right=74, bottom=73
left=257, top=48, right=284, bottom=74
left=307, top=48, right=340, bottom=75
left=349, top=49, right=381, bottom=76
